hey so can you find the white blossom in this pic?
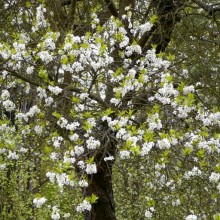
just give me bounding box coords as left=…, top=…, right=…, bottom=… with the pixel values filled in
left=157, top=138, right=171, bottom=150
left=34, top=125, right=43, bottom=135
left=78, top=180, right=89, bottom=188
left=104, top=156, right=114, bottom=161
left=86, top=137, right=100, bottom=150
left=45, top=97, right=54, bottom=106
left=51, top=206, right=60, bottom=220
left=27, top=66, right=34, bottom=75
left=209, top=172, right=220, bottom=183
left=141, top=142, right=154, bottom=156
left=74, top=145, right=84, bottom=156
left=185, top=214, right=197, bottom=220
left=120, top=150, right=130, bottom=159
left=48, top=85, right=63, bottom=95
left=69, top=133, right=79, bottom=141
left=8, top=151, right=19, bottom=160
left=76, top=200, right=92, bottom=212
left=1, top=90, right=10, bottom=100
left=86, top=164, right=97, bottom=174
left=145, top=210, right=153, bottom=218
left=3, top=100, right=16, bottom=111
left=0, top=164, right=6, bottom=170
left=20, top=147, right=28, bottom=153
left=50, top=152, right=58, bottom=160
left=46, top=172, right=56, bottom=183
left=33, top=197, right=47, bottom=208
left=38, top=51, right=53, bottom=64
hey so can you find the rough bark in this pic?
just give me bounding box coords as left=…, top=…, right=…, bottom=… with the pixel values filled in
left=85, top=160, right=116, bottom=220
left=84, top=137, right=116, bottom=220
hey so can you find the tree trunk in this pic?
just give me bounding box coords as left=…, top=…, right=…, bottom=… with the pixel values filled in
left=85, top=161, right=116, bottom=220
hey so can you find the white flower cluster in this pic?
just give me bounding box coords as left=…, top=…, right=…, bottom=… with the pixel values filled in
left=196, top=111, right=220, bottom=127
left=125, top=45, right=142, bottom=57
left=104, top=156, right=114, bottom=161
left=33, top=197, right=47, bottom=208
left=57, top=118, right=80, bottom=131
left=16, top=105, right=41, bottom=122
left=46, top=172, right=74, bottom=188
left=1, top=90, right=10, bottom=100
left=184, top=167, right=202, bottom=179
left=185, top=214, right=197, bottom=220
left=50, top=152, right=59, bottom=160
left=183, top=85, right=195, bottom=95
left=8, top=151, right=19, bottom=160
left=27, top=66, right=34, bottom=75
left=85, top=163, right=97, bottom=174
left=138, top=22, right=153, bottom=36
left=34, top=125, right=43, bottom=135
left=0, top=164, right=6, bottom=170
left=63, top=151, right=75, bottom=164
left=74, top=145, right=84, bottom=156
left=141, top=142, right=154, bottom=156
left=46, top=172, right=56, bottom=183
left=66, top=121, right=80, bottom=131
left=145, top=210, right=153, bottom=218
left=78, top=180, right=89, bottom=188
left=76, top=200, right=92, bottom=212
left=209, top=172, right=220, bottom=183
left=2, top=100, right=16, bottom=111
left=120, top=150, right=130, bottom=159
left=52, top=136, right=63, bottom=148
left=38, top=51, right=53, bottom=64
left=20, top=147, right=28, bottom=153
left=171, top=199, right=181, bottom=207
left=69, top=133, right=79, bottom=142
left=37, top=87, right=47, bottom=99
left=28, top=105, right=41, bottom=117
left=44, top=37, right=56, bottom=51
left=157, top=138, right=171, bottom=150
left=86, top=137, right=100, bottom=150
left=147, top=113, right=162, bottom=131
left=32, top=5, right=48, bottom=32
left=48, top=85, right=63, bottom=95
left=51, top=206, right=60, bottom=220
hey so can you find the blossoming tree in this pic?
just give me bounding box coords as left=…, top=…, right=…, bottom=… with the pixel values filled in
left=1, top=0, right=220, bottom=220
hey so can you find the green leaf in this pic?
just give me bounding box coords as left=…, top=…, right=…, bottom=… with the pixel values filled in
left=213, top=213, right=220, bottom=220
left=86, top=157, right=94, bottom=164
left=83, top=121, right=92, bottom=131
left=196, top=149, right=205, bottom=158
left=144, top=130, right=154, bottom=142
left=90, top=193, right=98, bottom=203
left=52, top=111, right=61, bottom=119
left=103, top=108, right=115, bottom=116
left=183, top=147, right=193, bottom=156
left=83, top=111, right=92, bottom=118
left=150, top=15, right=158, bottom=24
left=214, top=163, right=220, bottom=173
left=167, top=53, right=175, bottom=61
left=38, top=69, right=48, bottom=81
left=72, top=96, right=80, bottom=103
left=130, top=145, right=140, bottom=155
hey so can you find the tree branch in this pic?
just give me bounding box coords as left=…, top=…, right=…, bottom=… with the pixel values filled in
left=192, top=0, right=220, bottom=15
left=0, top=68, right=41, bottom=87
left=104, top=0, right=119, bottom=18
left=64, top=85, right=109, bottom=108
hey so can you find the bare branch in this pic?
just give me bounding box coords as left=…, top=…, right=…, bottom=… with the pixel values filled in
left=192, top=0, right=220, bottom=15
left=104, top=0, right=119, bottom=18
left=0, top=68, right=41, bottom=87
